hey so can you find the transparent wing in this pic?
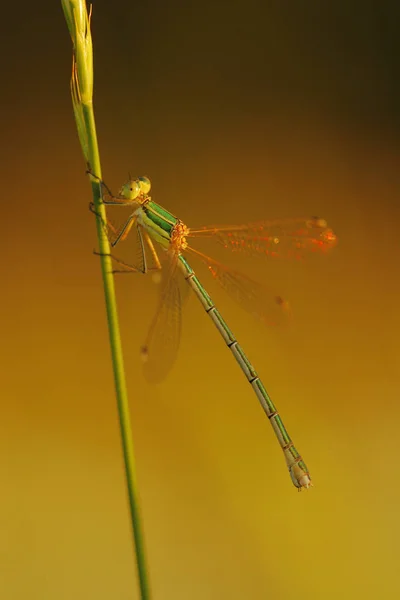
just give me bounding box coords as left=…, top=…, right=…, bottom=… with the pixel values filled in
left=189, top=217, right=337, bottom=260
left=187, top=248, right=291, bottom=327
left=140, top=250, right=182, bottom=383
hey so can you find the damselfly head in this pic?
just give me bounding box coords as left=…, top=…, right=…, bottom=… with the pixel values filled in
left=119, top=179, right=141, bottom=201
left=119, top=176, right=151, bottom=202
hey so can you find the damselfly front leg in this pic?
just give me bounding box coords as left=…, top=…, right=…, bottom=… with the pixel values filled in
left=93, top=224, right=162, bottom=276
left=93, top=250, right=145, bottom=274
left=86, top=165, right=115, bottom=198
left=89, top=201, right=141, bottom=250
left=110, top=225, right=162, bottom=275
left=93, top=251, right=150, bottom=275
left=89, top=201, right=125, bottom=249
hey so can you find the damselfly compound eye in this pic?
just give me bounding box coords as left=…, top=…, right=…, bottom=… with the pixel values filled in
left=120, top=179, right=141, bottom=200
left=138, top=176, right=151, bottom=195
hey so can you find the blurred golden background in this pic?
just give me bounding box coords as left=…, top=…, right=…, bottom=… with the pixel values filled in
left=1, top=1, right=399, bottom=598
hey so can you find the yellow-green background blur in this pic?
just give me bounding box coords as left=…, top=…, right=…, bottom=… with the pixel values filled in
left=1, top=1, right=399, bottom=598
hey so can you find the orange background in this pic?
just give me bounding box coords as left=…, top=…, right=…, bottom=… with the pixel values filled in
left=1, top=1, right=399, bottom=598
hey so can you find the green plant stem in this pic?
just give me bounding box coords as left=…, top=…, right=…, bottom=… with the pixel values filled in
left=82, top=105, right=151, bottom=599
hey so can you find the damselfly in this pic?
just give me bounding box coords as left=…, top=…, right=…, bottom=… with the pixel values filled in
left=90, top=171, right=337, bottom=490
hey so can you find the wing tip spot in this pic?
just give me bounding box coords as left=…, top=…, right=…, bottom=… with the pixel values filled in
left=140, top=346, right=149, bottom=363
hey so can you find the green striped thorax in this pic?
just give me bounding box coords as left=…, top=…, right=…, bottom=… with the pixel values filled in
left=119, top=176, right=190, bottom=251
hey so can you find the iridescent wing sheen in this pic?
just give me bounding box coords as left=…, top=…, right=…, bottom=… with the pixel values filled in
left=140, top=250, right=182, bottom=383
left=189, top=217, right=337, bottom=260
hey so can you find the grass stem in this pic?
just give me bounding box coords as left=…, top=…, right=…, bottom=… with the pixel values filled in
left=61, top=2, right=151, bottom=597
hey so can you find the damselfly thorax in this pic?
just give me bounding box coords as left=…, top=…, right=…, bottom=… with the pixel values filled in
left=136, top=200, right=190, bottom=252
